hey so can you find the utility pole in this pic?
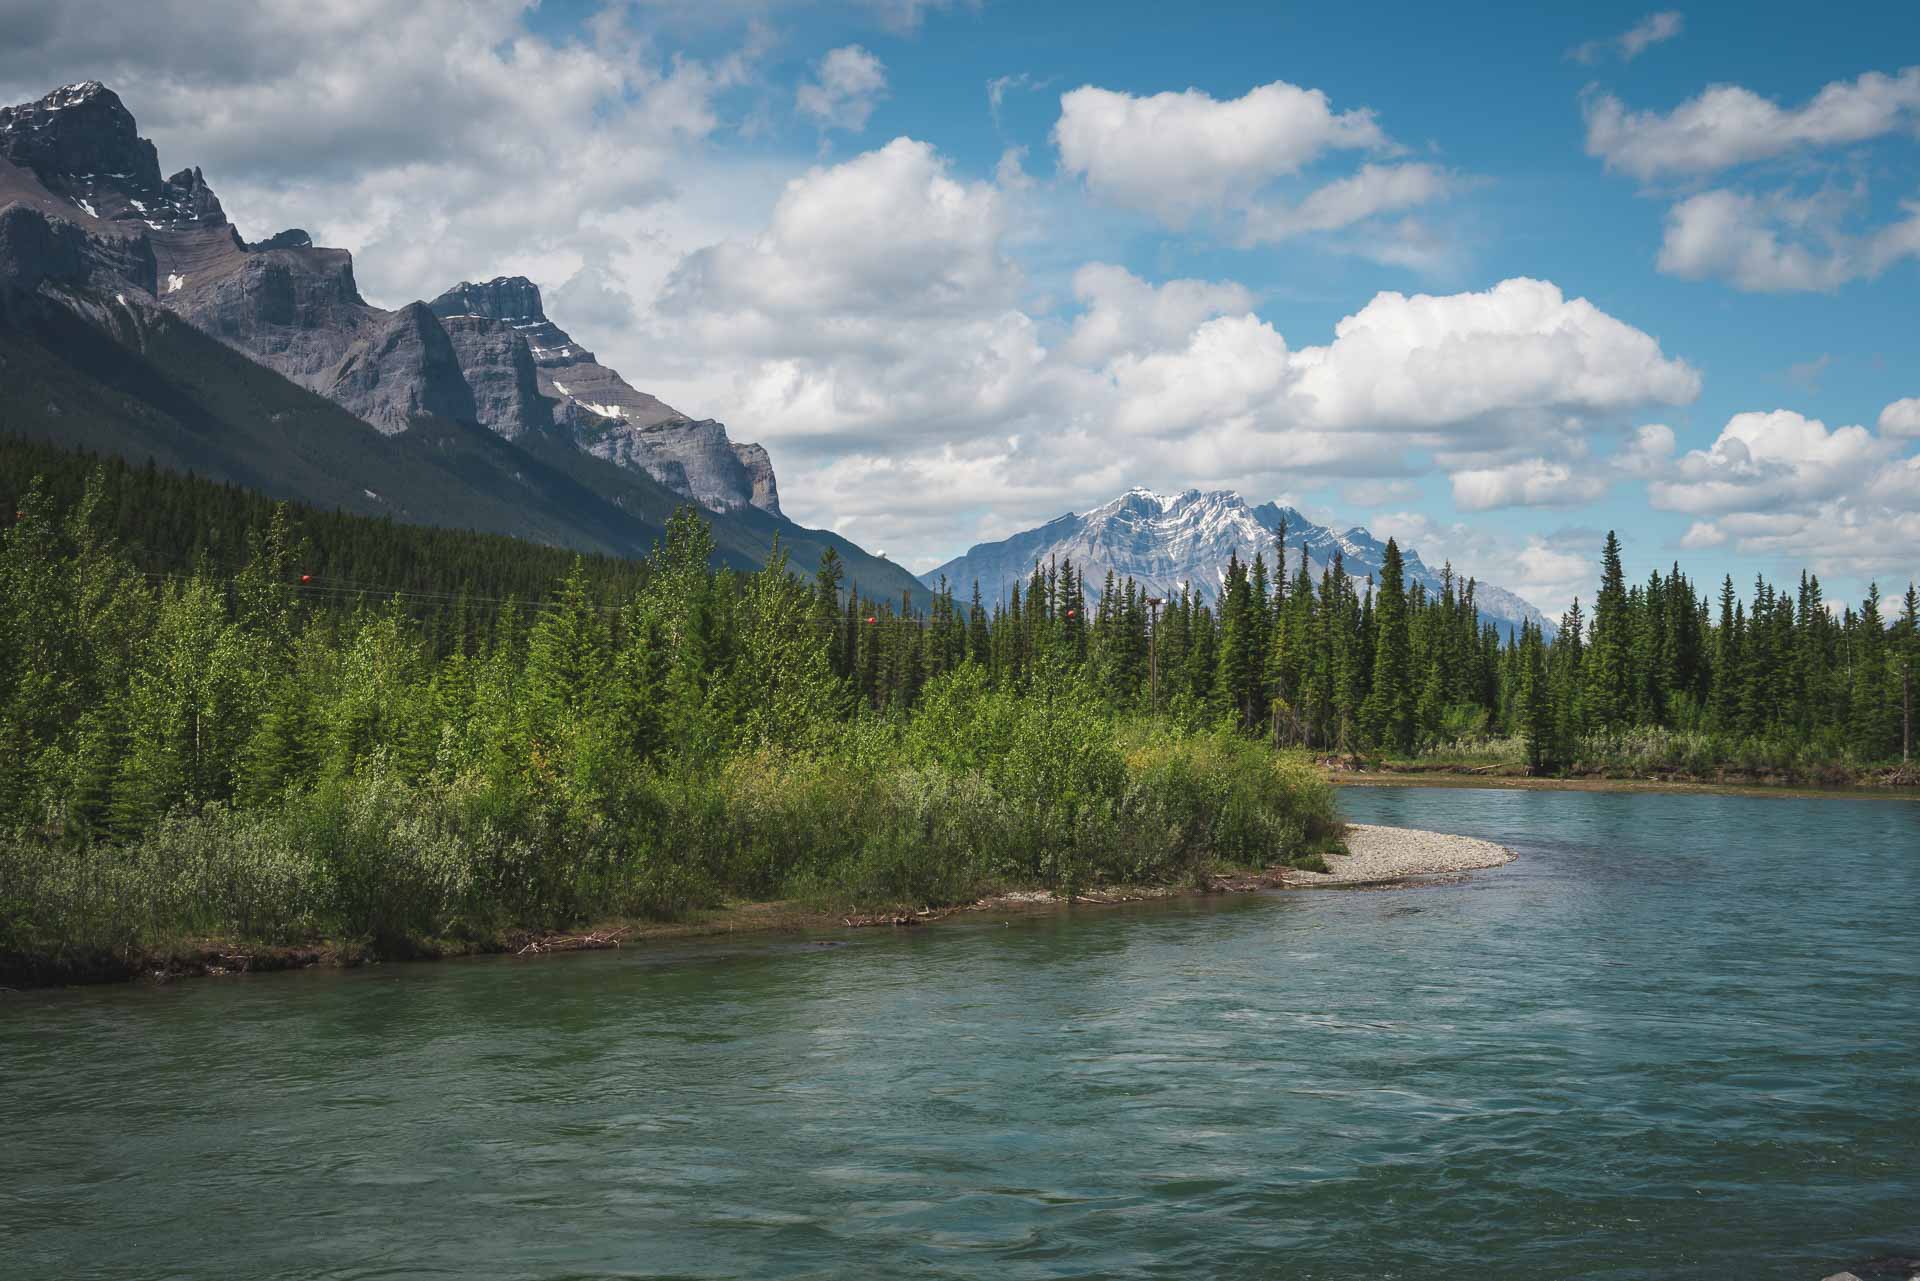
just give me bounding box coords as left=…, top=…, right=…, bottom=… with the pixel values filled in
left=1145, top=596, right=1163, bottom=716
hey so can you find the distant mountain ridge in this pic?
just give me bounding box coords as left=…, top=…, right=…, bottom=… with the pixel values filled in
left=0, top=80, right=924, bottom=604
left=926, top=488, right=1553, bottom=639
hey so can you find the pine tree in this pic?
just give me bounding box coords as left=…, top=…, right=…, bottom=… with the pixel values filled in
left=1850, top=584, right=1893, bottom=759
left=1516, top=620, right=1552, bottom=772
left=1584, top=532, right=1632, bottom=733
left=1214, top=553, right=1258, bottom=729
left=1361, top=538, right=1413, bottom=753
left=1710, top=576, right=1743, bottom=734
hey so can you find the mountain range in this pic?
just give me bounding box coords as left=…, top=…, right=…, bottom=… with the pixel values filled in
left=0, top=81, right=921, bottom=599
left=1, top=81, right=1551, bottom=635
left=926, top=488, right=1553, bottom=640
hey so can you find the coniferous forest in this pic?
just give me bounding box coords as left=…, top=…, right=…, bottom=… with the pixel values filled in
left=2, top=449, right=1914, bottom=980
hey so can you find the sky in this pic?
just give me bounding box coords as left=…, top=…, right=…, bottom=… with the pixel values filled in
left=3, top=0, right=1918, bottom=617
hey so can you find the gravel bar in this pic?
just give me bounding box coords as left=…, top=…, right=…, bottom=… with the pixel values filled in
left=1290, top=823, right=1515, bottom=886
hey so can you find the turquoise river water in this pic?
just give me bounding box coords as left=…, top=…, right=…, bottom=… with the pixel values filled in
left=3, top=786, right=1918, bottom=1279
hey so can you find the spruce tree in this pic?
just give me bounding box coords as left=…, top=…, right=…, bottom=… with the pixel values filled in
left=1361, top=538, right=1413, bottom=753
left=1584, top=532, right=1632, bottom=733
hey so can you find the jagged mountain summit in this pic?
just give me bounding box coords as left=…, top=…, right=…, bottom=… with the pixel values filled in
left=0, top=80, right=921, bottom=604
left=925, top=487, right=1553, bottom=639
left=428, top=278, right=778, bottom=515
left=0, top=81, right=776, bottom=516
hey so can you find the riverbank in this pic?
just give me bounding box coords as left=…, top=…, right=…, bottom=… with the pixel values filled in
left=1331, top=768, right=1920, bottom=800
left=0, top=822, right=1512, bottom=991
left=1330, top=752, right=1920, bottom=793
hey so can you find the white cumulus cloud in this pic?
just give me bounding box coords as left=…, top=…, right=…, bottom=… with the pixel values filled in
left=639, top=136, right=1699, bottom=562
left=1054, top=80, right=1388, bottom=225
left=1648, top=409, right=1895, bottom=514
left=1584, top=66, right=1920, bottom=180
left=796, top=44, right=887, bottom=132
left=1642, top=409, right=1920, bottom=578
left=1451, top=458, right=1611, bottom=511
left=1657, top=187, right=1920, bottom=292
left=1287, top=277, right=1701, bottom=436
left=1879, top=397, right=1920, bottom=438
left=1049, top=79, right=1454, bottom=248
left=1240, top=162, right=1451, bottom=244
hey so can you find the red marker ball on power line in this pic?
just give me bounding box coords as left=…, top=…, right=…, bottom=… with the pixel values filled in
left=300, top=574, right=312, bottom=583
left=866, top=616, right=877, bottom=625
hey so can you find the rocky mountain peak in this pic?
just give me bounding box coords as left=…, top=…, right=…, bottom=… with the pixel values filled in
left=427, top=274, right=786, bottom=518
left=2, top=77, right=787, bottom=524
left=0, top=81, right=162, bottom=194
left=428, top=276, right=595, bottom=368
left=431, top=276, right=547, bottom=324
left=928, top=486, right=1553, bottom=639
left=246, top=228, right=314, bottom=252
left=0, top=83, right=228, bottom=231
left=163, top=166, right=225, bottom=224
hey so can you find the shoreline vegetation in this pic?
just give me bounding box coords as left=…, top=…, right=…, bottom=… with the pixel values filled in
left=4, top=478, right=1360, bottom=989
left=0, top=822, right=1511, bottom=990
left=5, top=458, right=1913, bottom=990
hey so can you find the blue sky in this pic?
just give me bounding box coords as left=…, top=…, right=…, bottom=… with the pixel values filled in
left=6, top=0, right=1918, bottom=615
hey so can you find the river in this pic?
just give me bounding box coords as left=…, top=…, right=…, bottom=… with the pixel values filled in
left=3, top=786, right=1917, bottom=1279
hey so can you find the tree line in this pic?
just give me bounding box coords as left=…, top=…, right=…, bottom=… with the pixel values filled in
left=4, top=454, right=1915, bottom=858
left=827, top=527, right=1916, bottom=771
left=2, top=470, right=1342, bottom=973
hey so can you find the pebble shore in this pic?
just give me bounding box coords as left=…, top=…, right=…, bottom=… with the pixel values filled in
left=1289, top=822, right=1515, bottom=886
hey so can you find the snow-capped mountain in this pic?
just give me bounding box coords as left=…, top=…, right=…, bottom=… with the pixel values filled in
left=924, top=488, right=1554, bottom=639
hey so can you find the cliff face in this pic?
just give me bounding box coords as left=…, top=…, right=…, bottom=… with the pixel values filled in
left=330, top=302, right=478, bottom=433
left=731, top=441, right=780, bottom=514
left=0, top=174, right=156, bottom=295
left=437, top=312, right=553, bottom=439
left=429, top=276, right=783, bottom=516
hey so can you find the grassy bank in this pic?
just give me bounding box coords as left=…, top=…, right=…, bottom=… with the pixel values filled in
left=1, top=722, right=1342, bottom=988
left=0, top=476, right=1343, bottom=988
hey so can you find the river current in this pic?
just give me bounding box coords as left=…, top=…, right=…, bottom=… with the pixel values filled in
left=3, top=786, right=1917, bottom=1279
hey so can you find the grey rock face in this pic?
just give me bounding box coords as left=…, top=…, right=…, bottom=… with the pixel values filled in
left=429, top=275, right=783, bottom=516
left=248, top=228, right=314, bottom=252
left=5, top=82, right=786, bottom=515
left=0, top=82, right=161, bottom=193
left=0, top=83, right=226, bottom=233
left=330, top=302, right=477, bottom=433
left=172, top=240, right=374, bottom=388
left=560, top=401, right=692, bottom=495
left=438, top=313, right=552, bottom=439
left=431, top=276, right=545, bottom=327
left=731, top=442, right=780, bottom=513
left=925, top=487, right=1553, bottom=640
left=156, top=221, right=480, bottom=438
left=0, top=193, right=156, bottom=295
left=163, top=167, right=224, bottom=224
